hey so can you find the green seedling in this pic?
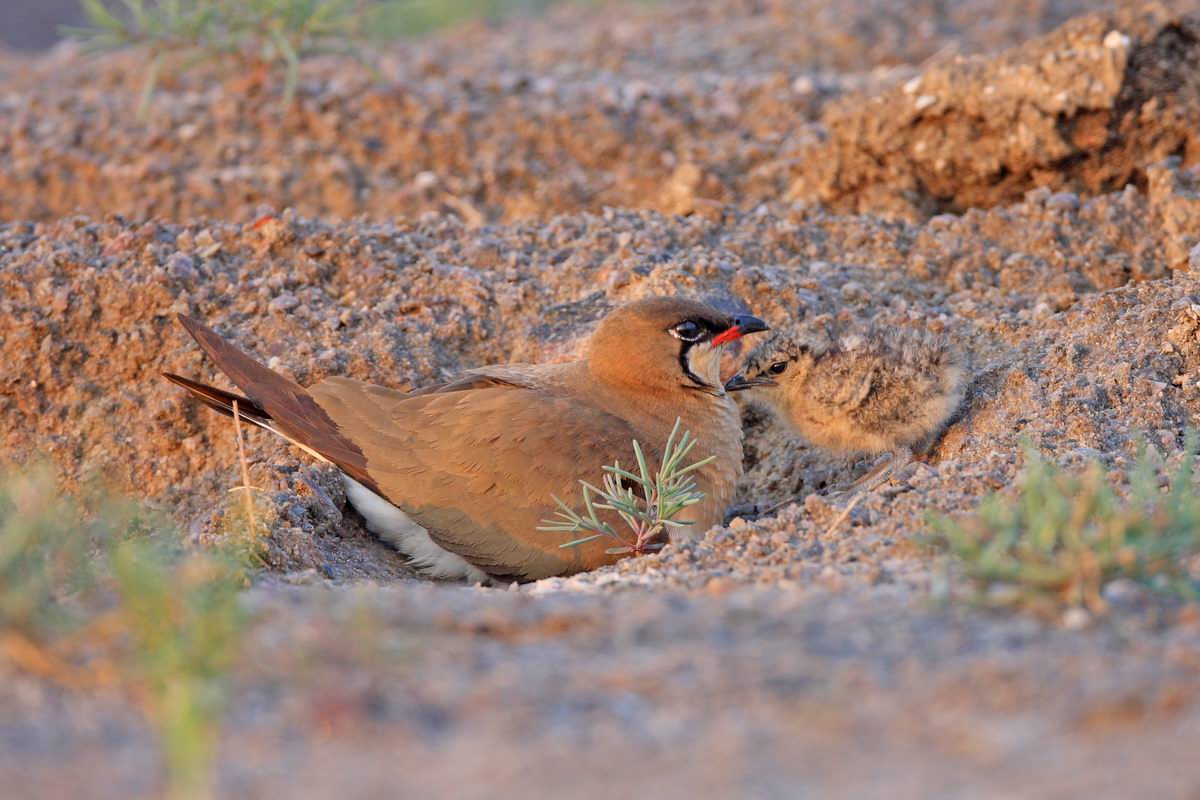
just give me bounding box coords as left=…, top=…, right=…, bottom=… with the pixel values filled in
left=540, top=417, right=714, bottom=556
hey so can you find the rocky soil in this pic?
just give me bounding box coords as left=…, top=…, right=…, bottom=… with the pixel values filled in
left=4, top=0, right=1200, bottom=797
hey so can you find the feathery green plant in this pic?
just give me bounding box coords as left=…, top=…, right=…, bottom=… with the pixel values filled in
left=539, top=418, right=714, bottom=556
left=927, top=438, right=1200, bottom=614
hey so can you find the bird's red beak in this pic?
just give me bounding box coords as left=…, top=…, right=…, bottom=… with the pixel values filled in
left=711, top=327, right=742, bottom=347
left=712, top=314, right=769, bottom=347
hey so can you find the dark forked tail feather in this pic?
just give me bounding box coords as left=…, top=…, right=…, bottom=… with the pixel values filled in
left=160, top=371, right=272, bottom=427
left=162, top=314, right=383, bottom=495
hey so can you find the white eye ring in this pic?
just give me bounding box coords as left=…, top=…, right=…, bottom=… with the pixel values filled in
left=670, top=320, right=704, bottom=341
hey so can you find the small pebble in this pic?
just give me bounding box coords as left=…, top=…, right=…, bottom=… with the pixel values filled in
left=268, top=292, right=300, bottom=313
left=414, top=171, right=440, bottom=191
left=1103, top=30, right=1130, bottom=49
left=166, top=252, right=197, bottom=280
left=1060, top=607, right=1091, bottom=631
left=840, top=280, right=866, bottom=300
left=791, top=75, right=816, bottom=94
left=1046, top=192, right=1080, bottom=211
left=1101, top=578, right=1143, bottom=605
left=50, top=287, right=71, bottom=313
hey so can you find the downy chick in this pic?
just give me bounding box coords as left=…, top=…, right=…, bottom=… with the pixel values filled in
left=726, top=322, right=965, bottom=496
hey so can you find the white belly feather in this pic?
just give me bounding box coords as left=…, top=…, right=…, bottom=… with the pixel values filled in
left=342, top=476, right=489, bottom=583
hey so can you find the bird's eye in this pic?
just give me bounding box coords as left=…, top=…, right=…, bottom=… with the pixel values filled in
left=768, top=361, right=788, bottom=375
left=670, top=320, right=704, bottom=341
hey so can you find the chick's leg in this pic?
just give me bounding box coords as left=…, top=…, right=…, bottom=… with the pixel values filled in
left=726, top=492, right=804, bottom=521
left=738, top=444, right=916, bottom=518
left=830, top=446, right=913, bottom=497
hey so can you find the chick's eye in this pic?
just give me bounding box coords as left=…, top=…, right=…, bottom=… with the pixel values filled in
left=670, top=320, right=703, bottom=341
left=768, top=361, right=788, bottom=375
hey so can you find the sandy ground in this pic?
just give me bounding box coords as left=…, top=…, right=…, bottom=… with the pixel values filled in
left=4, top=0, right=1200, bottom=797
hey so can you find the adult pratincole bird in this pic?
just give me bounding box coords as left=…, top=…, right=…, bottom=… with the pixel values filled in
left=163, top=297, right=769, bottom=583
left=725, top=322, right=965, bottom=497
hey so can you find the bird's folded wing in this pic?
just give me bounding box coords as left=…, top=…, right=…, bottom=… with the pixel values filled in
left=404, top=370, right=526, bottom=397
left=309, top=376, right=647, bottom=581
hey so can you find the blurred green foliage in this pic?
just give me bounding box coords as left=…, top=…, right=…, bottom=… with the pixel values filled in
left=374, top=0, right=561, bottom=37
left=0, top=467, right=252, bottom=800
left=66, top=0, right=609, bottom=117
left=68, top=0, right=398, bottom=115
left=114, top=538, right=246, bottom=800
left=0, top=467, right=111, bottom=637
left=928, top=439, right=1200, bottom=615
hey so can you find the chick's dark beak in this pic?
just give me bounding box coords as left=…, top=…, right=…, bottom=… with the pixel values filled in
left=724, top=373, right=777, bottom=392
left=711, top=314, right=770, bottom=347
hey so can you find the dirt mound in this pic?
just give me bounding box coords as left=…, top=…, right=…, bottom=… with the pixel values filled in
left=2, top=0, right=1196, bottom=226
left=791, top=6, right=1200, bottom=219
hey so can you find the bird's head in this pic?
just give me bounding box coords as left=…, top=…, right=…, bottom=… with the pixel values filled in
left=587, top=297, right=769, bottom=398
left=724, top=331, right=816, bottom=398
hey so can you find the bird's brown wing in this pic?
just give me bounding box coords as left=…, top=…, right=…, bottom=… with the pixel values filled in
left=406, top=371, right=526, bottom=397
left=309, top=376, right=648, bottom=581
